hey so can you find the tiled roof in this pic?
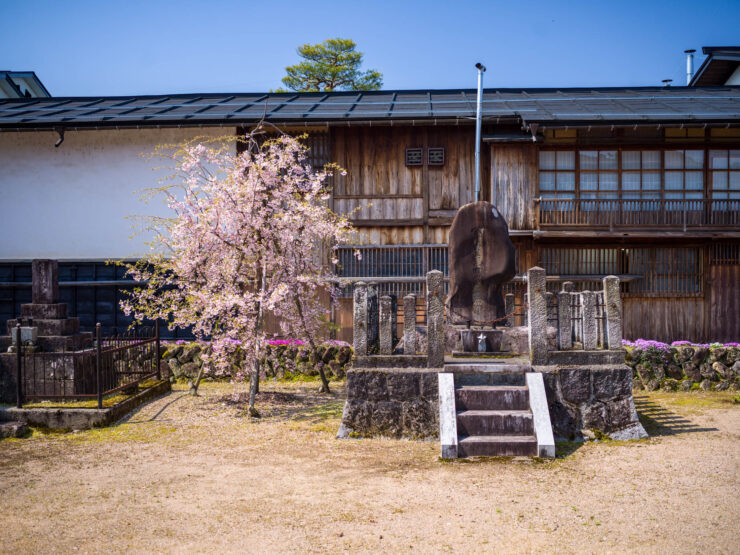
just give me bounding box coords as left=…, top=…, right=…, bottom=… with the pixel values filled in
left=0, top=87, right=738, bottom=128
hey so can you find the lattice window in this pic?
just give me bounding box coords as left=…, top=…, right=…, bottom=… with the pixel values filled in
left=710, top=243, right=740, bottom=265
left=427, top=147, right=445, bottom=166
left=405, top=148, right=423, bottom=166
left=709, top=150, right=740, bottom=200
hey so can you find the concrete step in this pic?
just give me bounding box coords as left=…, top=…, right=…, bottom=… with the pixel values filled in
left=457, top=435, right=538, bottom=457
left=456, top=410, right=534, bottom=436
left=454, top=372, right=525, bottom=387
left=455, top=385, right=529, bottom=411
left=443, top=362, right=531, bottom=374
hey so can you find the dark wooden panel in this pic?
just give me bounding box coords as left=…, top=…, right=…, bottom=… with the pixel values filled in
left=709, top=265, right=740, bottom=342
left=623, top=297, right=706, bottom=343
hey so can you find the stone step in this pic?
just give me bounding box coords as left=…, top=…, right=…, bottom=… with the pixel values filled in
left=443, top=363, right=531, bottom=374
left=455, top=385, right=529, bottom=411
left=457, top=435, right=538, bottom=457
left=454, top=372, right=525, bottom=387
left=456, top=410, right=534, bottom=436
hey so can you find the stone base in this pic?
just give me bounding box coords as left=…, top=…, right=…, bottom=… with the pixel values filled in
left=536, top=364, right=647, bottom=441
left=338, top=368, right=439, bottom=440
left=7, top=317, right=80, bottom=336
left=21, top=303, right=68, bottom=319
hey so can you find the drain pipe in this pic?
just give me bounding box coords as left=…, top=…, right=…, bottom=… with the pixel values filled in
left=474, top=62, right=486, bottom=202
left=685, top=49, right=696, bottom=85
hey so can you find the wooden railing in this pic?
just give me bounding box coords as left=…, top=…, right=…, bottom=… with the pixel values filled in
left=538, top=198, right=740, bottom=229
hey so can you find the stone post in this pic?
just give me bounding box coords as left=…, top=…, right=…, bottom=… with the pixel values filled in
left=379, top=295, right=393, bottom=355
left=389, top=294, right=398, bottom=347
left=562, top=281, right=574, bottom=292
left=523, top=293, right=529, bottom=326
left=546, top=292, right=554, bottom=324
left=557, top=291, right=572, bottom=350
left=366, top=283, right=379, bottom=353
left=527, top=267, right=548, bottom=365
left=426, top=270, right=445, bottom=368
left=353, top=282, right=368, bottom=356
left=505, top=293, right=515, bottom=327
left=32, top=259, right=59, bottom=304
left=403, top=294, right=417, bottom=354
left=581, top=290, right=598, bottom=350
left=603, top=276, right=623, bottom=350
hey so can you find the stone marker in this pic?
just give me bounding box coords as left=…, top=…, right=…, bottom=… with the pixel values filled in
left=31, top=259, right=59, bottom=304
left=527, top=267, right=548, bottom=365
left=353, top=282, right=368, bottom=356
left=523, top=293, right=529, bottom=326
left=581, top=290, right=598, bottom=350
left=447, top=201, right=516, bottom=325
left=389, top=294, right=398, bottom=347
left=504, top=293, right=515, bottom=327
left=403, top=294, right=417, bottom=354
left=379, top=295, right=393, bottom=355
left=557, top=291, right=573, bottom=350
left=426, top=270, right=445, bottom=368
left=603, top=276, right=623, bottom=350
left=562, top=281, right=574, bottom=292
left=366, top=283, right=379, bottom=353
left=546, top=292, right=554, bottom=323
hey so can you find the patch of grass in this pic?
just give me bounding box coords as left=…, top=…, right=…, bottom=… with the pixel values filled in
left=637, top=390, right=740, bottom=411
left=21, top=380, right=166, bottom=409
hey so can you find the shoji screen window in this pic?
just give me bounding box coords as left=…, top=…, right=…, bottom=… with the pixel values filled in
left=709, top=150, right=740, bottom=200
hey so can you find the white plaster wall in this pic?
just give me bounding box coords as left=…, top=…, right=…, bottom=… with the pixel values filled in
left=0, top=127, right=235, bottom=259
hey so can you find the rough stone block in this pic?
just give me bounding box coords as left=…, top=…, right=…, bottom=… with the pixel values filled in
left=426, top=270, right=445, bottom=368
left=605, top=397, right=635, bottom=429
left=593, top=367, right=632, bottom=400
left=603, top=276, right=623, bottom=350
left=420, top=371, right=439, bottom=399
left=370, top=401, right=402, bottom=436
left=379, top=295, right=393, bottom=355
left=352, top=282, right=368, bottom=357
left=386, top=372, right=419, bottom=400
left=403, top=294, right=417, bottom=354
left=581, top=290, right=598, bottom=350
left=548, top=401, right=580, bottom=440
left=402, top=399, right=436, bottom=438
left=560, top=368, right=591, bottom=403
left=557, top=291, right=573, bottom=350
left=21, top=303, right=67, bottom=319
left=581, top=401, right=607, bottom=431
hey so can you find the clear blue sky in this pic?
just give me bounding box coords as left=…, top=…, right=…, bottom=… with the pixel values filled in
left=1, top=0, right=738, bottom=96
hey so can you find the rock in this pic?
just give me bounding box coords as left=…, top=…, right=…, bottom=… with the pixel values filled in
left=582, top=429, right=596, bottom=441
left=715, top=380, right=731, bottom=391
left=370, top=401, right=402, bottom=437
left=609, top=422, right=649, bottom=440
left=682, top=362, right=702, bottom=382
left=0, top=421, right=29, bottom=438
left=645, top=379, right=660, bottom=391
left=712, top=362, right=731, bottom=380
left=674, top=346, right=694, bottom=364
left=401, top=399, right=436, bottom=438
left=549, top=401, right=580, bottom=440
left=500, top=326, right=528, bottom=354
left=560, top=368, right=591, bottom=403
left=168, top=358, right=181, bottom=377
left=322, top=346, right=337, bottom=364
left=159, top=360, right=170, bottom=379
left=699, top=363, right=717, bottom=381
left=336, top=346, right=351, bottom=364
left=606, top=397, right=636, bottom=430
left=419, top=372, right=438, bottom=399
left=178, top=343, right=201, bottom=364
left=636, top=363, right=653, bottom=384
left=386, top=372, right=419, bottom=400
left=731, top=381, right=740, bottom=391
left=328, top=361, right=344, bottom=379
left=700, top=379, right=713, bottom=391
left=180, top=362, right=200, bottom=379
left=708, top=347, right=726, bottom=364
left=652, top=363, right=665, bottom=381
left=732, top=361, right=740, bottom=379
left=162, top=345, right=183, bottom=360
left=691, top=347, right=708, bottom=365
left=680, top=379, right=694, bottom=391
left=661, top=379, right=678, bottom=391
left=666, top=364, right=684, bottom=380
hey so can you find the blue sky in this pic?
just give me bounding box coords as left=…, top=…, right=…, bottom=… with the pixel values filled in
left=1, top=0, right=738, bottom=96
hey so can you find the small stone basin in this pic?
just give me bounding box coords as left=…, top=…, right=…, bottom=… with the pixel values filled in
left=460, top=329, right=503, bottom=352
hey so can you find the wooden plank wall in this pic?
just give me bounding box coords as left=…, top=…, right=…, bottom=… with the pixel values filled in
left=622, top=298, right=706, bottom=343
left=490, top=143, right=538, bottom=230
left=709, top=265, right=740, bottom=342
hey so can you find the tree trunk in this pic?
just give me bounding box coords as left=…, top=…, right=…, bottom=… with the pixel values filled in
left=189, top=364, right=205, bottom=396
left=316, top=352, right=331, bottom=394
left=248, top=358, right=260, bottom=417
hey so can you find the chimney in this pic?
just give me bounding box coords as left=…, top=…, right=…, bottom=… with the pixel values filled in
left=684, top=49, right=696, bottom=85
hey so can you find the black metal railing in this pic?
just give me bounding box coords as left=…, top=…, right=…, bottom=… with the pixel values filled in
left=13, top=321, right=161, bottom=408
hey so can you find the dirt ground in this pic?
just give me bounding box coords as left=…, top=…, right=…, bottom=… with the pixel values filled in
left=1, top=380, right=738, bottom=554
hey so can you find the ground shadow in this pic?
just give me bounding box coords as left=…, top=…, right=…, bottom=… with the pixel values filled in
left=633, top=395, right=719, bottom=437
left=216, top=385, right=345, bottom=423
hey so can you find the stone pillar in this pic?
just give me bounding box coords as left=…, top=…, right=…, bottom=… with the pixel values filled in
left=603, top=276, right=623, bottom=350
left=426, top=270, right=445, bottom=368
left=546, top=292, right=554, bottom=324
left=389, top=294, right=398, bottom=347
left=523, top=293, right=529, bottom=326
left=557, top=291, right=573, bottom=350
left=562, top=281, right=574, bottom=293
left=403, top=294, right=417, bottom=354
left=505, top=293, right=515, bottom=327
left=581, top=290, right=598, bottom=350
left=596, top=291, right=605, bottom=348
left=366, top=283, right=379, bottom=353
left=527, top=267, right=548, bottom=365
left=32, top=259, right=59, bottom=304
left=353, top=282, right=368, bottom=356
left=379, top=295, right=393, bottom=355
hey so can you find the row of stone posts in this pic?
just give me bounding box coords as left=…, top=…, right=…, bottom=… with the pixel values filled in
left=353, top=270, right=445, bottom=368
left=527, top=267, right=623, bottom=365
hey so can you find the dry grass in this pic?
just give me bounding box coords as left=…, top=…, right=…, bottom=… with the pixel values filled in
left=1, top=380, right=738, bottom=554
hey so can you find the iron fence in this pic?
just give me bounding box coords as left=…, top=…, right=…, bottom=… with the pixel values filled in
left=13, top=321, right=161, bottom=408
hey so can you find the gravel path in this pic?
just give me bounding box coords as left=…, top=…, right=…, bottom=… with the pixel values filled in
left=1, top=382, right=738, bottom=554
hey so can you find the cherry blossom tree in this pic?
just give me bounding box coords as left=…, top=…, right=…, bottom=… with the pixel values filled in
left=121, top=129, right=355, bottom=413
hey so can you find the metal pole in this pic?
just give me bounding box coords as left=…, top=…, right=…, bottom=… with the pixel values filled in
left=685, top=49, right=695, bottom=85
left=155, top=320, right=161, bottom=380
left=96, top=323, right=102, bottom=409
left=15, top=322, right=22, bottom=408
left=474, top=62, right=486, bottom=203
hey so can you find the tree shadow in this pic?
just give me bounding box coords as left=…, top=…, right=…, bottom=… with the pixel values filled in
left=633, top=396, right=719, bottom=437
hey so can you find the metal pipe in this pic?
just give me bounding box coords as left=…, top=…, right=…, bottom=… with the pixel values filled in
left=474, top=62, right=486, bottom=202
left=685, top=49, right=696, bottom=85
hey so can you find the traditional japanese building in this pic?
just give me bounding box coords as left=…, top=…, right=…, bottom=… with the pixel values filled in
left=1, top=57, right=738, bottom=342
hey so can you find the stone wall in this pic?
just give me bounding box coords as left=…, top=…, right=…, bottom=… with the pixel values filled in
left=626, top=344, right=740, bottom=392
left=338, top=369, right=439, bottom=440
left=537, top=365, right=646, bottom=441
